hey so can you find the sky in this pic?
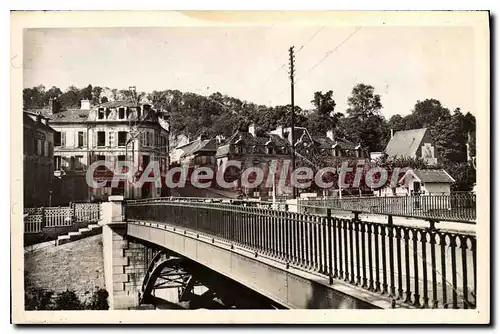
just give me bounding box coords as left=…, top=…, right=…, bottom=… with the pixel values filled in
left=23, top=26, right=477, bottom=118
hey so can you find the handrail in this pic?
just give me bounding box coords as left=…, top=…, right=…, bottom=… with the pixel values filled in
left=125, top=194, right=476, bottom=224
left=126, top=199, right=477, bottom=309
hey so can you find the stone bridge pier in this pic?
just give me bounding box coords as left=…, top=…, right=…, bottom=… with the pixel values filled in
left=101, top=196, right=151, bottom=310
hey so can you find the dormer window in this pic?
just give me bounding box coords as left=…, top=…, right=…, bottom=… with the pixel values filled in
left=118, top=107, right=125, bottom=120
left=98, top=108, right=105, bottom=120
left=266, top=146, right=274, bottom=155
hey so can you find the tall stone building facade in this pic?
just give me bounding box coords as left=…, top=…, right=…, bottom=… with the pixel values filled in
left=39, top=98, right=169, bottom=204
left=23, top=111, right=56, bottom=207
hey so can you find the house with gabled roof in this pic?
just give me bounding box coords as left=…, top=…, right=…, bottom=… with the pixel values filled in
left=215, top=124, right=293, bottom=198
left=177, top=135, right=217, bottom=168
left=384, top=128, right=439, bottom=166
left=374, top=168, right=455, bottom=197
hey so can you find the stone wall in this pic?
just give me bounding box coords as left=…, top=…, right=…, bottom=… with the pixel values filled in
left=102, top=222, right=148, bottom=309
left=24, top=234, right=105, bottom=304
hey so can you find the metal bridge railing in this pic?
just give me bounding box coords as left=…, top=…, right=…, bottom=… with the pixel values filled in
left=299, top=193, right=476, bottom=223
left=125, top=198, right=477, bottom=309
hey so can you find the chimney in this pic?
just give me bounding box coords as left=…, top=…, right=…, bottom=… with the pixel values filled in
left=249, top=123, right=256, bottom=137
left=326, top=130, right=334, bottom=141
left=276, top=125, right=283, bottom=138
left=48, top=97, right=60, bottom=115
left=80, top=99, right=91, bottom=110
left=390, top=129, right=394, bottom=139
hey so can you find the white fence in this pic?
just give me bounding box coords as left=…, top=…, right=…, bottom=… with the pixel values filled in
left=24, top=203, right=101, bottom=234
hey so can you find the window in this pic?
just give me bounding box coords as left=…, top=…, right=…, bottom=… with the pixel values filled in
left=118, top=131, right=127, bottom=146
left=142, top=155, right=150, bottom=170
left=98, top=108, right=105, bottom=120
left=118, top=155, right=126, bottom=161
left=75, top=155, right=84, bottom=171
left=54, top=156, right=61, bottom=170
left=118, top=107, right=125, bottom=120
left=54, top=132, right=61, bottom=146
left=266, top=146, right=274, bottom=155
left=97, top=131, right=106, bottom=147
left=37, top=139, right=43, bottom=156
left=78, top=131, right=85, bottom=147
left=97, top=155, right=106, bottom=170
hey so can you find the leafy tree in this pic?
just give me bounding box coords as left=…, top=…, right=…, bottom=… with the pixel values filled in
left=411, top=99, right=450, bottom=128
left=387, top=114, right=407, bottom=132
left=307, top=91, right=342, bottom=136
left=92, top=86, right=103, bottom=105
left=23, top=85, right=47, bottom=109
left=345, top=84, right=386, bottom=153
left=444, top=161, right=476, bottom=191
left=346, top=83, right=382, bottom=121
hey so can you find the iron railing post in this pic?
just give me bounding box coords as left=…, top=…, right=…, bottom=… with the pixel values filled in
left=327, top=208, right=333, bottom=284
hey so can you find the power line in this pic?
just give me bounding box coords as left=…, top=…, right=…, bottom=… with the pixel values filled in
left=296, top=26, right=325, bottom=53
left=261, top=26, right=325, bottom=87
left=296, top=27, right=362, bottom=84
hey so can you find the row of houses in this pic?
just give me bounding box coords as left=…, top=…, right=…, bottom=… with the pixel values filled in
left=169, top=125, right=455, bottom=199
left=24, top=97, right=456, bottom=207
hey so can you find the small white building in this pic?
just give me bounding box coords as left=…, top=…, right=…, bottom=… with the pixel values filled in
left=374, top=168, right=455, bottom=197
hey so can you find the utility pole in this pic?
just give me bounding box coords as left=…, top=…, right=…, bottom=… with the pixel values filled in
left=289, top=46, right=297, bottom=199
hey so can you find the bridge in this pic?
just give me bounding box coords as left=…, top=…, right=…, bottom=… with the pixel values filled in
left=97, top=196, right=476, bottom=310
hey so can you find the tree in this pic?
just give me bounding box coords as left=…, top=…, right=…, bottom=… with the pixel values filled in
left=92, top=86, right=103, bottom=105
left=345, top=84, right=385, bottom=152
left=58, top=86, right=78, bottom=108
left=346, top=83, right=382, bottom=121
left=23, top=85, right=46, bottom=109
left=411, top=99, right=450, bottom=128
left=387, top=114, right=407, bottom=132
left=307, top=91, right=342, bottom=136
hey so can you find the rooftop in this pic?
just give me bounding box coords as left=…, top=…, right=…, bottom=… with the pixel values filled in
left=401, top=168, right=455, bottom=184
left=385, top=128, right=428, bottom=158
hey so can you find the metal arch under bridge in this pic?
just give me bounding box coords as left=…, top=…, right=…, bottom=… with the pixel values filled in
left=140, top=248, right=287, bottom=309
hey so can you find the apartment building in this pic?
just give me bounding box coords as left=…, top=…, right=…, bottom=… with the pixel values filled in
left=23, top=111, right=56, bottom=207
left=42, top=98, right=169, bottom=203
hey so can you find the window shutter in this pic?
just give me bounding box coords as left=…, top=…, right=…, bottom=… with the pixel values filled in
left=83, top=132, right=87, bottom=147
left=92, top=131, right=97, bottom=148
left=61, top=132, right=66, bottom=147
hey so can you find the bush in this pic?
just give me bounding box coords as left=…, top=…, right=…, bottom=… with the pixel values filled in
left=54, top=290, right=84, bottom=310
left=87, top=288, right=109, bottom=310
left=25, top=288, right=54, bottom=310
left=25, top=288, right=109, bottom=310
